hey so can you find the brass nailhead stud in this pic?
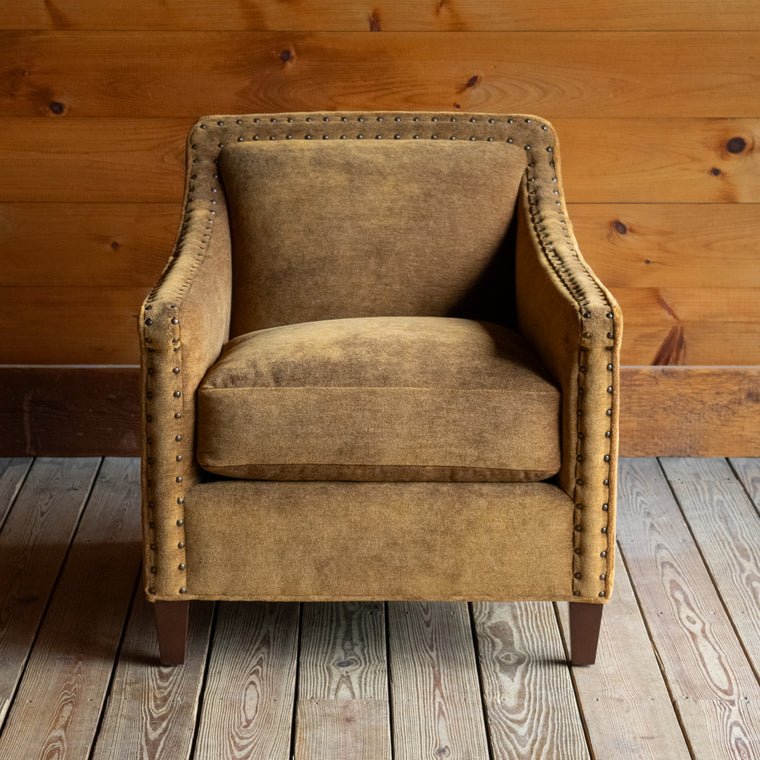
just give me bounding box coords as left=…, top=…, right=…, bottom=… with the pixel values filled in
left=574, top=572, right=582, bottom=579
left=603, top=478, right=609, bottom=486
left=176, top=519, right=184, bottom=526
left=178, top=563, right=186, bottom=571
left=177, top=497, right=184, bottom=504
left=150, top=566, right=157, bottom=573
left=601, top=527, right=608, bottom=534
left=604, top=455, right=611, bottom=462
left=599, top=591, right=606, bottom=597
left=600, top=550, right=607, bottom=557
left=602, top=503, right=609, bottom=511
left=178, top=541, right=185, bottom=549
left=174, top=390, right=181, bottom=397
left=179, top=587, right=187, bottom=594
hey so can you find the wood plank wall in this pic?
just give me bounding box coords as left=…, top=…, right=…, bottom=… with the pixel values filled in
left=1, top=1, right=759, bottom=455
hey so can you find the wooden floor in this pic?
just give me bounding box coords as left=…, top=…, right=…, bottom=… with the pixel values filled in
left=1, top=458, right=760, bottom=759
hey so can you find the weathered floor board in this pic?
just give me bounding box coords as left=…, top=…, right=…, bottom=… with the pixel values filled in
left=617, top=458, right=760, bottom=760
left=661, top=457, right=760, bottom=675
left=557, top=559, right=692, bottom=760
left=193, top=602, right=300, bottom=760
left=1, top=457, right=759, bottom=759
left=295, top=601, right=391, bottom=760
left=90, top=593, right=215, bottom=760
left=388, top=601, right=489, bottom=760
left=0, top=457, right=100, bottom=735
left=474, top=601, right=589, bottom=760
left=0, top=457, right=141, bottom=759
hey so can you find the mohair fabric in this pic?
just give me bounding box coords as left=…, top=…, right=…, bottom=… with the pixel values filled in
left=197, top=317, right=560, bottom=481
left=183, top=481, right=576, bottom=602
left=138, top=112, right=622, bottom=609
left=219, top=140, right=526, bottom=337
left=515, top=171, right=622, bottom=601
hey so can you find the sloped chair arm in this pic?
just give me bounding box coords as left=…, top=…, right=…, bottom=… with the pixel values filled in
left=514, top=164, right=622, bottom=603
left=139, top=132, right=232, bottom=600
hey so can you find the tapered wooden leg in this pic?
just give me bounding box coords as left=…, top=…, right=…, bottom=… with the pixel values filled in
left=569, top=602, right=604, bottom=666
left=154, top=600, right=189, bottom=665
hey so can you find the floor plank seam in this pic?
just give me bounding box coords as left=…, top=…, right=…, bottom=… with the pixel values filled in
left=655, top=458, right=760, bottom=687
left=384, top=601, right=397, bottom=760
left=467, top=601, right=495, bottom=760
left=288, top=602, right=304, bottom=760
left=187, top=600, right=220, bottom=760
left=0, top=457, right=33, bottom=532
left=726, top=458, right=760, bottom=521
left=616, top=544, right=698, bottom=760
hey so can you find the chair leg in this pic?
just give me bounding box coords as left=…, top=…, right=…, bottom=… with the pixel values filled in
left=569, top=602, right=604, bottom=666
left=154, top=600, right=189, bottom=665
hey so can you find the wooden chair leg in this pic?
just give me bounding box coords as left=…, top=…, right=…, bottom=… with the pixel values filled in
left=154, top=600, right=189, bottom=665
left=569, top=602, right=604, bottom=666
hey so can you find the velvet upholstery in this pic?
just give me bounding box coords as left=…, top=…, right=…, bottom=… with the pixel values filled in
left=219, top=141, right=526, bottom=336
left=197, top=317, right=561, bottom=481
left=184, top=481, right=575, bottom=601
left=139, top=112, right=622, bottom=613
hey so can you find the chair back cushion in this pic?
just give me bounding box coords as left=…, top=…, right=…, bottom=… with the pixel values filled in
left=219, top=140, right=526, bottom=336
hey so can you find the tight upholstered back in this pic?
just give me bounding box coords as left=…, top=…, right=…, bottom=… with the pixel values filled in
left=218, top=139, right=527, bottom=336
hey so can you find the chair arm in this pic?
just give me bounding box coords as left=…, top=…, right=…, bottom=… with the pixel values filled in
left=514, top=159, right=622, bottom=602
left=139, top=130, right=232, bottom=600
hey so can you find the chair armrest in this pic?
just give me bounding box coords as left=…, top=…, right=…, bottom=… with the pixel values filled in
left=514, top=144, right=622, bottom=602
left=139, top=123, right=232, bottom=599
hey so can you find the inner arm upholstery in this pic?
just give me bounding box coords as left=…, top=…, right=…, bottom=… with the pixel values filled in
left=515, top=159, right=622, bottom=602
left=139, top=127, right=232, bottom=599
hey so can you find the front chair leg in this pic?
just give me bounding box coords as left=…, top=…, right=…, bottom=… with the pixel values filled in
left=569, top=602, right=604, bottom=666
left=154, top=600, right=189, bottom=665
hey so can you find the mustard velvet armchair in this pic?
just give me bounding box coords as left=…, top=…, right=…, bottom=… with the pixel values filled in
left=139, top=112, right=622, bottom=666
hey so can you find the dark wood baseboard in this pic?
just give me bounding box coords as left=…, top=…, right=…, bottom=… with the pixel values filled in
left=0, top=366, right=140, bottom=457
left=1, top=365, right=758, bottom=457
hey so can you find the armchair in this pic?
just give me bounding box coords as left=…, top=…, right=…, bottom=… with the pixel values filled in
left=139, top=112, right=621, bottom=666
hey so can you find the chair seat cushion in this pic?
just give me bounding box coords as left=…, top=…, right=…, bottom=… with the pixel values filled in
left=196, top=317, right=561, bottom=482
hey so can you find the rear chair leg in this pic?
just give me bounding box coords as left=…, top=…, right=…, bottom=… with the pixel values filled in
left=569, top=602, right=604, bottom=666
left=154, top=600, right=189, bottom=665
